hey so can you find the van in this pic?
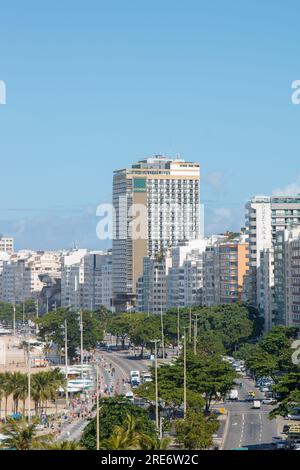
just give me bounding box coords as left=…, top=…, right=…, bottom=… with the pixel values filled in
left=229, top=389, right=238, bottom=400
left=253, top=400, right=261, bottom=409
left=130, top=370, right=141, bottom=387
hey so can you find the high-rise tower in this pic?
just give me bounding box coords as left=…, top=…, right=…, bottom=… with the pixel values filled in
left=112, top=155, right=200, bottom=311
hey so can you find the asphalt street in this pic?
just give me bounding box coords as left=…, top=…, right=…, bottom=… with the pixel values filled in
left=223, top=376, right=280, bottom=450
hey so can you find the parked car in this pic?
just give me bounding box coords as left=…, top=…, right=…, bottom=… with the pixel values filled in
left=262, top=397, right=276, bottom=405
left=282, top=424, right=290, bottom=434
left=272, top=437, right=287, bottom=450
left=287, top=407, right=300, bottom=420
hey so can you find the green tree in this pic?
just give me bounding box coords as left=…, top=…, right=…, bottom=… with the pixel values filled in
left=101, top=414, right=148, bottom=450
left=175, top=410, right=219, bottom=450
left=37, top=308, right=104, bottom=357
left=80, top=396, right=156, bottom=450
left=269, top=372, right=300, bottom=418
left=0, top=419, right=53, bottom=450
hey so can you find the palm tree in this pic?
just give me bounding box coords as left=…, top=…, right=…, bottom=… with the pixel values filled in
left=31, top=369, right=65, bottom=415
left=43, top=342, right=52, bottom=359
left=0, top=418, right=53, bottom=450
left=141, top=435, right=171, bottom=450
left=101, top=414, right=147, bottom=450
left=10, top=372, right=27, bottom=414
left=1, top=372, right=13, bottom=418
left=0, top=373, right=5, bottom=419
left=44, top=440, right=85, bottom=450
left=31, top=372, right=51, bottom=414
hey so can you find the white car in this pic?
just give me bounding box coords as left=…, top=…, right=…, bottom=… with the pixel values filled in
left=125, top=391, right=134, bottom=402
left=262, top=397, right=276, bottom=405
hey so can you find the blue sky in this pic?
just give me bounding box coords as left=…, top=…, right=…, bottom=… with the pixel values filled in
left=0, top=0, right=300, bottom=250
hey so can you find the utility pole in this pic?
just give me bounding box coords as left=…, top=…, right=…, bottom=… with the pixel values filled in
left=193, top=314, right=199, bottom=355
left=96, top=361, right=100, bottom=450
left=151, top=340, right=160, bottom=432
left=22, top=302, right=25, bottom=325
left=13, top=304, right=16, bottom=336
left=177, top=306, right=180, bottom=358
left=27, top=324, right=31, bottom=424
left=64, top=319, right=69, bottom=407
left=189, top=308, right=192, bottom=342
left=160, top=304, right=165, bottom=360
left=183, top=327, right=188, bottom=418
left=80, top=310, right=84, bottom=379
left=36, top=299, right=39, bottom=335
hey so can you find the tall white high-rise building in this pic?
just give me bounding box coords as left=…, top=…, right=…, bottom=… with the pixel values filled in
left=112, top=155, right=200, bottom=311
left=245, top=195, right=300, bottom=328
left=284, top=226, right=300, bottom=327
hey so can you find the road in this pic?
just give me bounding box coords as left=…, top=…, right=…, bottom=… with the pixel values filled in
left=223, top=376, right=280, bottom=450
left=97, top=349, right=150, bottom=394
left=60, top=349, right=150, bottom=441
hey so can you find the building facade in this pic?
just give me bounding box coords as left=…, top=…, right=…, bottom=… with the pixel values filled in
left=0, top=251, right=61, bottom=304
left=245, top=195, right=300, bottom=329
left=202, top=235, right=248, bottom=306
left=61, top=249, right=113, bottom=311
left=0, top=236, right=14, bottom=254
left=112, top=155, right=200, bottom=311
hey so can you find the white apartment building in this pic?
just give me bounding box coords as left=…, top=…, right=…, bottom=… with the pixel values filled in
left=82, top=252, right=113, bottom=311
left=245, top=195, right=300, bottom=328
left=0, top=250, right=62, bottom=304
left=245, top=196, right=273, bottom=305
left=272, top=226, right=300, bottom=328
left=258, top=248, right=274, bottom=331
left=284, top=226, right=300, bottom=327
left=136, top=255, right=172, bottom=314
left=137, top=239, right=209, bottom=313
left=61, top=249, right=113, bottom=311
left=0, top=236, right=14, bottom=254
left=167, top=239, right=208, bottom=308
left=112, top=155, right=200, bottom=311
left=0, top=251, right=11, bottom=299
left=61, top=249, right=87, bottom=310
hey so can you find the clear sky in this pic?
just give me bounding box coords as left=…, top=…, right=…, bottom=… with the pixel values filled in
left=0, top=0, right=300, bottom=250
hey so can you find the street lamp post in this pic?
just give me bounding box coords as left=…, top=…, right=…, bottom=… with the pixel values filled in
left=36, top=299, right=39, bottom=335
left=96, top=361, right=100, bottom=450
left=13, top=304, right=16, bottom=336
left=27, top=324, right=31, bottom=424
left=150, top=340, right=160, bottom=432
left=80, top=310, right=84, bottom=379
left=183, top=326, right=188, bottom=418
left=160, top=304, right=165, bottom=360
left=193, top=314, right=199, bottom=355
left=64, top=319, right=69, bottom=407
left=177, top=306, right=180, bottom=358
